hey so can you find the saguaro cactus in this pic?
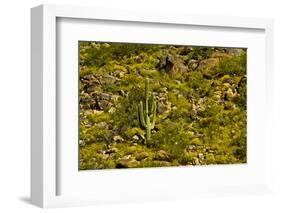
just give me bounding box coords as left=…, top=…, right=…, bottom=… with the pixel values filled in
left=137, top=78, right=156, bottom=140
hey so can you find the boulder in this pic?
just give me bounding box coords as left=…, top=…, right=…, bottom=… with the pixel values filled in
left=158, top=55, right=187, bottom=77
left=197, top=58, right=219, bottom=71
left=135, top=152, right=149, bottom=161
left=116, top=157, right=139, bottom=168
left=154, top=150, right=171, bottom=162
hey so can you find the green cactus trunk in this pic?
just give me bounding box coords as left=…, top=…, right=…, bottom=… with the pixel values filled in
left=137, top=78, right=156, bottom=140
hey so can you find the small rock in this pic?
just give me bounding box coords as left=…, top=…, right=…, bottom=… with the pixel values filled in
left=102, top=154, right=110, bottom=160
left=188, top=59, right=199, bottom=70
left=104, top=147, right=118, bottom=154
left=198, top=153, right=204, bottom=160
left=79, top=140, right=86, bottom=146
left=97, top=99, right=110, bottom=110
left=113, top=135, right=124, bottom=142
left=116, top=71, right=125, bottom=78
left=192, top=157, right=200, bottom=165
left=225, top=88, right=236, bottom=100
left=186, top=145, right=196, bottom=151
left=100, top=74, right=119, bottom=84
left=108, top=107, right=116, bottom=114
left=175, top=80, right=181, bottom=85
left=213, top=94, right=221, bottom=101
left=96, top=122, right=108, bottom=129
left=132, top=135, right=139, bottom=140
left=160, top=87, right=168, bottom=93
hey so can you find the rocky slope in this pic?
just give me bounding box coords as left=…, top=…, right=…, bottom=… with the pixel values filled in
left=79, top=42, right=247, bottom=170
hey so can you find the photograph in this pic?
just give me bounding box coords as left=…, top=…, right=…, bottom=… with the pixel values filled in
left=79, top=42, right=247, bottom=170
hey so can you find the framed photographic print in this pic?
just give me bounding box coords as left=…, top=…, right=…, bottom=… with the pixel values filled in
left=31, top=4, right=274, bottom=208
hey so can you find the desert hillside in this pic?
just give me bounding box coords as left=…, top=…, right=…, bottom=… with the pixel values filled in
left=79, top=42, right=247, bottom=170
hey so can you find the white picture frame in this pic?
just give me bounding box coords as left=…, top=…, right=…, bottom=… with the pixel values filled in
left=31, top=4, right=274, bottom=208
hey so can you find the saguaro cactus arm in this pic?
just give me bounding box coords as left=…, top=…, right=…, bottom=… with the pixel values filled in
left=138, top=101, right=146, bottom=127
left=145, top=78, right=149, bottom=119
left=151, top=97, right=156, bottom=129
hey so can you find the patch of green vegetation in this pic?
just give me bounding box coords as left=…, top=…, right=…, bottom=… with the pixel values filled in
left=87, top=112, right=111, bottom=124
left=217, top=53, right=246, bottom=76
